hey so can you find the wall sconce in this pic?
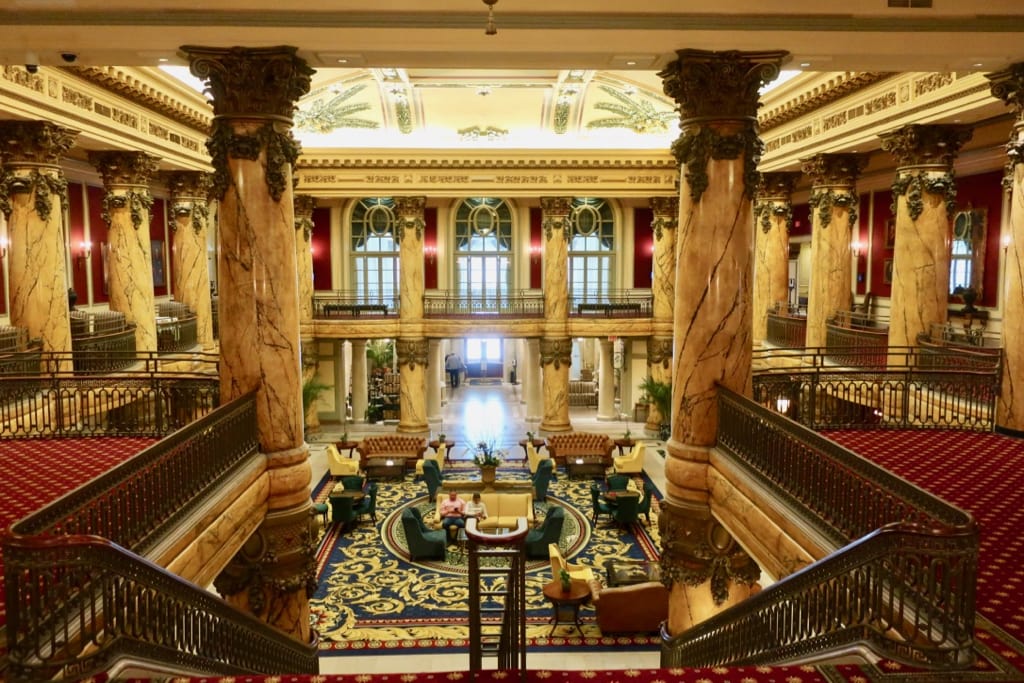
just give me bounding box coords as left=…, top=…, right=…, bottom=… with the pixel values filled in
left=1003, top=233, right=1012, bottom=251
left=79, top=240, right=92, bottom=261
left=0, top=237, right=7, bottom=259
left=851, top=240, right=863, bottom=258
left=529, top=244, right=543, bottom=265
left=423, top=244, right=437, bottom=265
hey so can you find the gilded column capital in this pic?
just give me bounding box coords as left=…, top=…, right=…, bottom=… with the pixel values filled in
left=800, top=153, right=868, bottom=188
left=394, top=196, right=426, bottom=243
left=878, top=124, right=973, bottom=169
left=539, top=338, right=572, bottom=370
left=660, top=50, right=787, bottom=203
left=184, top=46, right=312, bottom=203
left=540, top=197, right=572, bottom=242
left=647, top=336, right=674, bottom=370
left=163, top=171, right=212, bottom=235
left=89, top=151, right=158, bottom=231
left=649, top=196, right=679, bottom=241
left=0, top=120, right=77, bottom=222
left=658, top=499, right=761, bottom=606
left=754, top=171, right=800, bottom=234
left=396, top=339, right=429, bottom=370
left=294, top=194, right=317, bottom=242
left=987, top=64, right=1024, bottom=180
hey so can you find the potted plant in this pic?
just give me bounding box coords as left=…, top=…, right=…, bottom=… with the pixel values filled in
left=559, top=567, right=572, bottom=592
left=302, top=375, right=332, bottom=433
left=472, top=439, right=504, bottom=485
left=438, top=432, right=447, bottom=444
left=525, top=430, right=535, bottom=443
left=638, top=375, right=672, bottom=441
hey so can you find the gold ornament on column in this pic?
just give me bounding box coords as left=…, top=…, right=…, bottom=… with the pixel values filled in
left=539, top=338, right=572, bottom=369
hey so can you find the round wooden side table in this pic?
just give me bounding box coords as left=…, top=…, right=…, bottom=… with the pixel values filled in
left=542, top=578, right=591, bottom=636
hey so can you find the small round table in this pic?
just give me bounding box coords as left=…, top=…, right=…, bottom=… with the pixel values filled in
left=428, top=439, right=455, bottom=461
left=542, top=579, right=591, bottom=636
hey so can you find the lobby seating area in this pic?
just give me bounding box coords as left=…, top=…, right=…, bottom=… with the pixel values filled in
left=357, top=435, right=427, bottom=471
left=545, top=432, right=615, bottom=467
left=432, top=490, right=534, bottom=530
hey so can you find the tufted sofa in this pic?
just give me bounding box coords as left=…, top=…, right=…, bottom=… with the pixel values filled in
left=545, top=432, right=615, bottom=467
left=433, top=491, right=534, bottom=530
left=357, top=435, right=426, bottom=471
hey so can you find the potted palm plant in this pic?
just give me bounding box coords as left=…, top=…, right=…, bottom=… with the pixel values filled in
left=639, top=375, right=672, bottom=441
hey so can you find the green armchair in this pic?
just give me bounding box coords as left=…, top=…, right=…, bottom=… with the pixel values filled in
left=330, top=494, right=357, bottom=529
left=355, top=482, right=378, bottom=524
left=525, top=506, right=564, bottom=559
left=423, top=459, right=443, bottom=499
left=532, top=458, right=554, bottom=502
left=402, top=507, right=446, bottom=560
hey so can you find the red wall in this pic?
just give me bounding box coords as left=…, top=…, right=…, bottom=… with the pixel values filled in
left=311, top=207, right=332, bottom=290
left=423, top=207, right=438, bottom=290
left=150, top=198, right=168, bottom=298
left=529, top=207, right=543, bottom=289
left=633, top=207, right=653, bottom=289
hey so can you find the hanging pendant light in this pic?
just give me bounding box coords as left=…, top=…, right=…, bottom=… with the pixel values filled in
left=483, top=0, right=498, bottom=35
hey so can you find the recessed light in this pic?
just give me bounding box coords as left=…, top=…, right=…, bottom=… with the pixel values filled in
left=157, top=58, right=169, bottom=63
left=337, top=58, right=348, bottom=64
left=972, top=62, right=984, bottom=68
left=800, top=62, right=811, bottom=68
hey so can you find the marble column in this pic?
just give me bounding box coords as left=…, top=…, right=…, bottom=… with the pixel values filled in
left=525, top=337, right=543, bottom=424
left=351, top=339, right=368, bottom=424
left=880, top=124, right=972, bottom=351
left=753, top=172, right=800, bottom=345
left=597, top=338, right=615, bottom=420
left=650, top=196, right=679, bottom=324
left=645, top=336, right=673, bottom=433
left=89, top=151, right=159, bottom=354
left=539, top=197, right=572, bottom=433
left=426, top=339, right=442, bottom=427
left=801, top=154, right=868, bottom=350
left=658, top=49, right=784, bottom=634
left=989, top=65, right=1024, bottom=434
left=294, top=194, right=316, bottom=323
left=0, top=121, right=77, bottom=366
left=164, top=171, right=215, bottom=350
left=184, top=45, right=314, bottom=644
left=395, top=196, right=428, bottom=433
left=336, top=340, right=350, bottom=423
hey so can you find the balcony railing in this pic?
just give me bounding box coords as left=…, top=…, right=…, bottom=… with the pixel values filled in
left=765, top=309, right=807, bottom=348
left=157, top=314, right=198, bottom=353
left=424, top=289, right=544, bottom=317
left=0, top=351, right=220, bottom=439
left=825, top=311, right=889, bottom=368
left=3, top=393, right=319, bottom=681
left=313, top=290, right=398, bottom=318
left=570, top=290, right=652, bottom=317
left=662, top=389, right=977, bottom=670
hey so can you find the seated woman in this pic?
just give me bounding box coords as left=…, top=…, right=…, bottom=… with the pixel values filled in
left=465, top=492, right=488, bottom=521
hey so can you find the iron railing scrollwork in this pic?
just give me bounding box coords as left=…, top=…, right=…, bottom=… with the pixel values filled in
left=765, top=310, right=806, bottom=348
left=423, top=289, right=544, bottom=317
left=662, top=389, right=977, bottom=670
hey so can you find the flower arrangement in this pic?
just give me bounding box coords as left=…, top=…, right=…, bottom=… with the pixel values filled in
left=471, top=438, right=504, bottom=468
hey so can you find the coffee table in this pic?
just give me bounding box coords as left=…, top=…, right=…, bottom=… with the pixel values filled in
left=565, top=456, right=607, bottom=478
left=542, top=579, right=591, bottom=635
left=365, top=457, right=405, bottom=480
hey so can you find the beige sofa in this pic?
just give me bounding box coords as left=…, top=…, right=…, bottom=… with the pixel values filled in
left=433, top=491, right=534, bottom=530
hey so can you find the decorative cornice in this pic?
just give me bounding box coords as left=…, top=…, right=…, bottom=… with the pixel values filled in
left=539, top=338, right=572, bottom=369
left=658, top=500, right=761, bottom=605
left=67, top=66, right=213, bottom=133
left=878, top=123, right=973, bottom=168
left=540, top=197, right=572, bottom=242
left=294, top=194, right=317, bottom=242
left=758, top=72, right=895, bottom=131
left=396, top=339, right=429, bottom=370
left=890, top=170, right=958, bottom=221
left=296, top=153, right=675, bottom=170
left=647, top=337, right=674, bottom=370
left=393, top=196, right=426, bottom=243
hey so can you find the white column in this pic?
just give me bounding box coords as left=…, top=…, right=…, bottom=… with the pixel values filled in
left=336, top=340, right=350, bottom=424
left=427, top=339, right=442, bottom=426
left=597, top=338, right=616, bottom=420
left=525, top=337, right=543, bottom=424
left=351, top=339, right=368, bottom=424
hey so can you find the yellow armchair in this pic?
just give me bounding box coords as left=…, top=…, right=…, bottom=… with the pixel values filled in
left=526, top=442, right=551, bottom=474
left=613, top=441, right=645, bottom=475
left=548, top=543, right=595, bottom=583
left=415, top=443, right=446, bottom=476
left=327, top=443, right=360, bottom=477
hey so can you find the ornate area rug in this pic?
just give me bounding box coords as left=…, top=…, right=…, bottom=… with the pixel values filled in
left=310, top=464, right=662, bottom=655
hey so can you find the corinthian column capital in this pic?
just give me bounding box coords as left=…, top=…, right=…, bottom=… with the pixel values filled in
left=394, top=196, right=426, bottom=243
left=878, top=124, right=973, bottom=169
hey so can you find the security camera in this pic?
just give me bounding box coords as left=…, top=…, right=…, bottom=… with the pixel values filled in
left=25, top=63, right=39, bottom=74
left=60, top=52, right=78, bottom=64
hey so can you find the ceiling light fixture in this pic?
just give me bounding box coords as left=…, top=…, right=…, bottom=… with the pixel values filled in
left=483, top=0, right=498, bottom=35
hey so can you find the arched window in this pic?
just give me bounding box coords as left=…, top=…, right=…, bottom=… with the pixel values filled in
left=351, top=198, right=399, bottom=304
left=568, top=198, right=615, bottom=303
left=454, top=197, right=513, bottom=310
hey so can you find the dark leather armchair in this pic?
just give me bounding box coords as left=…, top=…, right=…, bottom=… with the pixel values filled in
left=525, top=506, right=564, bottom=559
left=402, top=507, right=446, bottom=560
left=590, top=483, right=613, bottom=524
left=587, top=579, right=668, bottom=634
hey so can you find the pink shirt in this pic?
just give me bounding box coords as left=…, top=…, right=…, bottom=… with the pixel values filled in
left=440, top=496, right=466, bottom=518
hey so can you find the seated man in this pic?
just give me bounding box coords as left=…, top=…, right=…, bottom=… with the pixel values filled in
left=439, top=490, right=468, bottom=545
left=465, top=492, right=488, bottom=522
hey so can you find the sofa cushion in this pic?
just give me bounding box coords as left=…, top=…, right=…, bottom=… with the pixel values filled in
left=546, top=432, right=615, bottom=466
left=434, top=491, right=534, bottom=530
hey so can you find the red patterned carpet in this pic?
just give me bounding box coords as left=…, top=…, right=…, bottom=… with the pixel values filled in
left=0, top=436, right=157, bottom=630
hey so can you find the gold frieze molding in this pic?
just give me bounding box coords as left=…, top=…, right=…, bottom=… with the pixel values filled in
left=296, top=150, right=678, bottom=197
left=68, top=66, right=212, bottom=133
left=758, top=72, right=894, bottom=132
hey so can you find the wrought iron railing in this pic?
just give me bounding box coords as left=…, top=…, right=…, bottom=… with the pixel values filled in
left=662, top=389, right=977, bottom=669
left=3, top=394, right=319, bottom=681
left=423, top=289, right=544, bottom=317
left=570, top=289, right=652, bottom=317
left=313, top=290, right=398, bottom=317
left=71, top=325, right=138, bottom=372
left=825, top=312, right=889, bottom=368
left=752, top=346, right=1000, bottom=431
left=157, top=315, right=198, bottom=353
left=0, top=351, right=220, bottom=439
left=920, top=322, right=1001, bottom=350
left=765, top=310, right=806, bottom=348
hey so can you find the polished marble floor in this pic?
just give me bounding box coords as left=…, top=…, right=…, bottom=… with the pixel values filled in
left=308, top=381, right=666, bottom=673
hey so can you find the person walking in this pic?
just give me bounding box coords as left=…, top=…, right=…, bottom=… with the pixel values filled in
left=445, top=352, right=463, bottom=389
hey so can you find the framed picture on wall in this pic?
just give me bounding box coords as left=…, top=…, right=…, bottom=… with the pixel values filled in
left=151, top=240, right=165, bottom=287
left=883, top=259, right=894, bottom=284
left=885, top=217, right=896, bottom=249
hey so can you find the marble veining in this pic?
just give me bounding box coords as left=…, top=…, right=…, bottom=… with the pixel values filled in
left=805, top=201, right=854, bottom=349
left=1000, top=165, right=1024, bottom=430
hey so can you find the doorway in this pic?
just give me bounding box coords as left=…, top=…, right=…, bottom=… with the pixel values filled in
left=465, top=337, right=503, bottom=378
